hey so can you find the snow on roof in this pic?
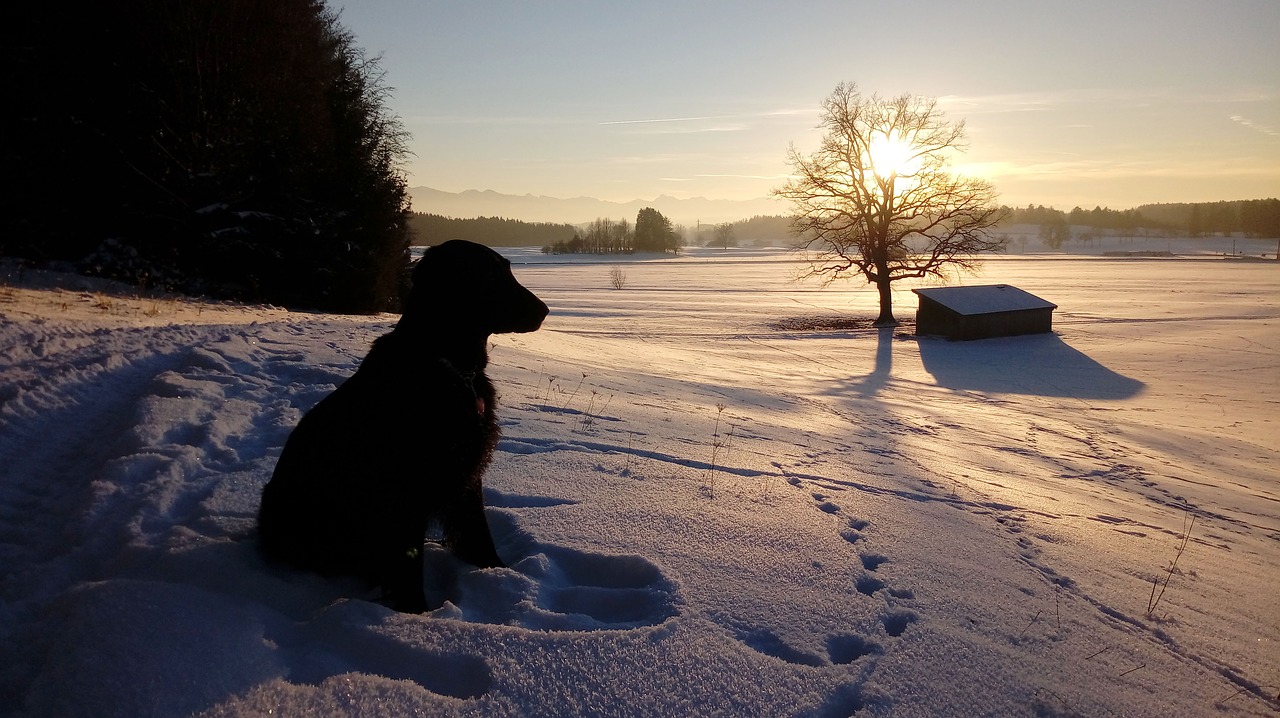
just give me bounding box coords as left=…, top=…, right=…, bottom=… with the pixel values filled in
left=912, top=284, right=1056, bottom=316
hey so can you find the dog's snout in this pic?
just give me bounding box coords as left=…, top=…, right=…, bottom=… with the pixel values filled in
left=514, top=285, right=549, bottom=333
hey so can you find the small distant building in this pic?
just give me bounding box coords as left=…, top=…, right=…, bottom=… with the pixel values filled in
left=912, top=285, right=1056, bottom=341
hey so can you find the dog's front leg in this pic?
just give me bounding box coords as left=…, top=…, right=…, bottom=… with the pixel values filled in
left=444, top=487, right=505, bottom=569
left=381, top=542, right=429, bottom=613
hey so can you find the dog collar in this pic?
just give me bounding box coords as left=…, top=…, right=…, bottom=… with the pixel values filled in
left=437, top=358, right=485, bottom=416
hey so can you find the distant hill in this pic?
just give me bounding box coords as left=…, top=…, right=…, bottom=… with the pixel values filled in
left=408, top=186, right=785, bottom=227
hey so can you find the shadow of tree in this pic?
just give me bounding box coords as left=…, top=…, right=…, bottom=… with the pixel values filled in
left=843, top=328, right=896, bottom=398
left=916, top=333, right=1144, bottom=400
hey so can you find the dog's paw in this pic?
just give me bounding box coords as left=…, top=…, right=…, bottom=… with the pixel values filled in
left=455, top=546, right=505, bottom=570
left=385, top=591, right=429, bottom=614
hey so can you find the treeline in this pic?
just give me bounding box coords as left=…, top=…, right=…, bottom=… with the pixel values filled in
left=1135, top=200, right=1280, bottom=238
left=1004, top=200, right=1280, bottom=238
left=727, top=216, right=795, bottom=244
left=4, top=0, right=411, bottom=312
left=409, top=214, right=576, bottom=247
left=686, top=215, right=794, bottom=247
left=548, top=218, right=635, bottom=254
left=1005, top=205, right=1164, bottom=232
left=543, top=208, right=681, bottom=255
left=413, top=199, right=1280, bottom=253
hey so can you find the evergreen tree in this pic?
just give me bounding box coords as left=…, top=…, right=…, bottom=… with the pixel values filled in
left=634, top=207, right=679, bottom=253
left=1188, top=205, right=1205, bottom=237
left=409, top=214, right=577, bottom=248
left=4, top=0, right=411, bottom=312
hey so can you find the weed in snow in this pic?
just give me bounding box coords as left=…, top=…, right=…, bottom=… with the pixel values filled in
left=1147, top=509, right=1197, bottom=618
left=575, top=390, right=615, bottom=433
left=539, top=375, right=558, bottom=405
left=560, top=372, right=587, bottom=412
left=703, top=403, right=737, bottom=498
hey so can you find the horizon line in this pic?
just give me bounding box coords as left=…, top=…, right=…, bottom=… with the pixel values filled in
left=406, top=185, right=1278, bottom=212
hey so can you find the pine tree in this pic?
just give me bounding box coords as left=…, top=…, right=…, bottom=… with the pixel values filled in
left=4, top=0, right=411, bottom=312
left=634, top=208, right=678, bottom=253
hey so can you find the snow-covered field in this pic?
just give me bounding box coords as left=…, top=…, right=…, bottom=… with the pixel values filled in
left=1, top=247, right=1276, bottom=717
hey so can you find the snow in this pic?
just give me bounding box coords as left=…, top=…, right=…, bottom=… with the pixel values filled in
left=1, top=246, right=1277, bottom=717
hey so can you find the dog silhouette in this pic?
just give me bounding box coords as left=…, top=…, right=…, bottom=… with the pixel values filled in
left=259, top=240, right=548, bottom=612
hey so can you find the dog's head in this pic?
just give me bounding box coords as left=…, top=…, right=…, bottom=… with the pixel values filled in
left=404, top=240, right=548, bottom=335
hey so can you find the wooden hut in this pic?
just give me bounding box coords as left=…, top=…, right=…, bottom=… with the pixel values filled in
left=912, top=285, right=1056, bottom=341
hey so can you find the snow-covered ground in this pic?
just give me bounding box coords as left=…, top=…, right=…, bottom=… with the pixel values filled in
left=1, top=246, right=1276, bottom=717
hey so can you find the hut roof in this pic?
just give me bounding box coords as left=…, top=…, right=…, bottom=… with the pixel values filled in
left=912, top=285, right=1056, bottom=316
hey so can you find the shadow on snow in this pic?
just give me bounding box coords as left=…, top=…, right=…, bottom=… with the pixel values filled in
left=915, top=332, right=1145, bottom=400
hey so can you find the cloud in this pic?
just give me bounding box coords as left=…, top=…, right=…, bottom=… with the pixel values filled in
left=938, top=87, right=1276, bottom=115
left=1230, top=115, right=1279, bottom=137
left=762, top=107, right=821, bottom=118
left=605, top=153, right=701, bottom=166
left=696, top=173, right=792, bottom=180
left=623, top=123, right=751, bottom=135
left=599, top=106, right=818, bottom=133
left=970, top=155, right=1280, bottom=182
left=599, top=115, right=732, bottom=126
left=405, top=114, right=577, bottom=127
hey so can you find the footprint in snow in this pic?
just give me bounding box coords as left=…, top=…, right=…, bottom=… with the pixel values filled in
left=725, top=624, right=828, bottom=667
left=855, top=574, right=887, bottom=596
left=719, top=610, right=910, bottom=669
left=259, top=490, right=681, bottom=702
left=810, top=492, right=842, bottom=514
left=854, top=555, right=891, bottom=597
left=527, top=545, right=680, bottom=629
left=881, top=609, right=918, bottom=637
left=836, top=521, right=918, bottom=609
left=840, top=517, right=869, bottom=544
left=420, top=494, right=681, bottom=632
left=852, top=553, right=915, bottom=600
left=827, top=633, right=883, bottom=665
left=859, top=553, right=889, bottom=571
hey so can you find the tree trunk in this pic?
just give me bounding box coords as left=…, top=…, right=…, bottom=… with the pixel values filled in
left=873, top=273, right=897, bottom=327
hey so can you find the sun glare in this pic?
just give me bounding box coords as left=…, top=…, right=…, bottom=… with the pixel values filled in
left=868, top=132, right=919, bottom=179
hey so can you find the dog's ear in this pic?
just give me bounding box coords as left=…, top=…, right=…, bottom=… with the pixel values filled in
left=403, top=241, right=487, bottom=318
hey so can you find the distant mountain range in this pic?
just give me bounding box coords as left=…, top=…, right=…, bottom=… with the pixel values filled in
left=407, top=186, right=786, bottom=227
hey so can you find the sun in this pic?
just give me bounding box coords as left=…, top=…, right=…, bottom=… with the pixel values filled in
left=868, top=131, right=920, bottom=179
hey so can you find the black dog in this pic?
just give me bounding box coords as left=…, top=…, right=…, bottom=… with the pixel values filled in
left=258, top=240, right=548, bottom=612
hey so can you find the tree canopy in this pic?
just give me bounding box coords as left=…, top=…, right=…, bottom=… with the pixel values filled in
left=634, top=208, right=681, bottom=254
left=774, top=82, right=1006, bottom=326
left=4, top=0, right=411, bottom=312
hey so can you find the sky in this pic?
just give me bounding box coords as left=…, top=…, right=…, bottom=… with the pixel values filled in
left=335, top=0, right=1279, bottom=210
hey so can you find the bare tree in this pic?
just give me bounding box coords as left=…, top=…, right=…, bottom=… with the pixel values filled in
left=774, top=82, right=1007, bottom=326
left=713, top=223, right=736, bottom=249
